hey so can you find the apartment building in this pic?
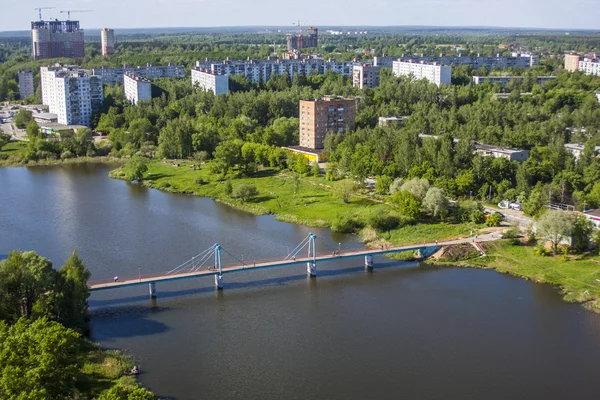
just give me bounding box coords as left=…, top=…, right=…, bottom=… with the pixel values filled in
left=564, top=54, right=580, bottom=72
left=124, top=72, right=152, bottom=105
left=472, top=75, right=556, bottom=87
left=194, top=58, right=356, bottom=85
left=287, top=27, right=318, bottom=51
left=352, top=64, right=382, bottom=89
left=92, top=63, right=185, bottom=85
left=101, top=28, right=115, bottom=56
left=31, top=20, right=85, bottom=60
left=299, top=97, right=356, bottom=150
left=40, top=65, right=103, bottom=127
left=578, top=58, right=600, bottom=76
left=191, top=69, right=229, bottom=95
left=375, top=53, right=538, bottom=69
left=392, top=61, right=452, bottom=86
left=18, top=69, right=35, bottom=100
left=378, top=116, right=409, bottom=127
left=474, top=142, right=529, bottom=162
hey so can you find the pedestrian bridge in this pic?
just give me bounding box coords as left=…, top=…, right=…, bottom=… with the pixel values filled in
left=88, top=233, right=493, bottom=297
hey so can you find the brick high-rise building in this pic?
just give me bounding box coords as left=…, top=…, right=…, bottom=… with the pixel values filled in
left=286, top=26, right=318, bottom=52
left=101, top=28, right=115, bottom=56
left=299, top=97, right=356, bottom=150
left=564, top=54, right=581, bottom=72
left=31, top=20, right=85, bottom=60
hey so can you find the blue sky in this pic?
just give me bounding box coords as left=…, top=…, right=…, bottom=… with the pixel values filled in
left=4, top=0, right=600, bottom=31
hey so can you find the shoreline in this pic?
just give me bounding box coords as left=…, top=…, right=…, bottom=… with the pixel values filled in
left=0, top=155, right=125, bottom=168
left=429, top=241, right=600, bottom=314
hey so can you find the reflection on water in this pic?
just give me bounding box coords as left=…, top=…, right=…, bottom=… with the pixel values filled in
left=2, top=164, right=600, bottom=400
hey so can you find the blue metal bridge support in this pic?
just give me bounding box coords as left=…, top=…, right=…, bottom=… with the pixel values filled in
left=306, top=233, right=317, bottom=277
left=214, top=244, right=223, bottom=290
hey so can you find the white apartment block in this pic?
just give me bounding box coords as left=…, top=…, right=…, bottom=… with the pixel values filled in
left=392, top=61, right=452, bottom=86
left=124, top=72, right=152, bottom=105
left=18, top=69, right=35, bottom=99
left=375, top=53, right=538, bottom=69
left=40, top=65, right=103, bottom=127
left=194, top=58, right=357, bottom=85
left=472, top=75, right=556, bottom=87
left=579, top=59, right=600, bottom=76
left=92, top=62, right=185, bottom=85
left=191, top=69, right=229, bottom=95
left=352, top=64, right=382, bottom=89
left=101, top=28, right=115, bottom=56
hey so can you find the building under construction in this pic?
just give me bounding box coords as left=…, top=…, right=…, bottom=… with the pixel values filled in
left=286, top=26, right=318, bottom=52
left=31, top=20, right=85, bottom=60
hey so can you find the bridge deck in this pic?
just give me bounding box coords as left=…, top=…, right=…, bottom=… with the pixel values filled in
left=88, top=235, right=495, bottom=292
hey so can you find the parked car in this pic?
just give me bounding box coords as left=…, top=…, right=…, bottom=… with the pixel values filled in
left=508, top=202, right=522, bottom=211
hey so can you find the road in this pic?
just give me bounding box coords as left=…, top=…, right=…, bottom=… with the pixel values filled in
left=0, top=105, right=26, bottom=141
left=484, top=205, right=533, bottom=228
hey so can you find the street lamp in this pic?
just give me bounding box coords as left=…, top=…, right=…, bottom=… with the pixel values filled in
left=138, top=267, right=141, bottom=282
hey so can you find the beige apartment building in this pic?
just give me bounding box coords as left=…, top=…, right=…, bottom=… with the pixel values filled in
left=299, top=97, right=356, bottom=150
left=564, top=54, right=580, bottom=72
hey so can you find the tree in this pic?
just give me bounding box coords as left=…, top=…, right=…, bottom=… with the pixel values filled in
left=571, top=215, right=594, bottom=253
left=25, top=121, right=40, bottom=138
left=13, top=109, right=33, bottom=129
left=0, top=318, right=82, bottom=400
left=423, top=187, right=449, bottom=218
left=124, top=156, right=149, bottom=182
left=389, top=178, right=404, bottom=195
left=212, top=140, right=242, bottom=175
left=311, top=161, right=320, bottom=177
left=0, top=129, right=10, bottom=151
left=233, top=184, right=258, bottom=202
left=486, top=212, right=503, bottom=227
left=223, top=180, right=233, bottom=197
left=292, top=172, right=301, bottom=196
left=59, top=250, right=91, bottom=333
left=401, top=178, right=430, bottom=201
left=375, top=175, right=393, bottom=195
left=392, top=190, right=422, bottom=219
left=339, top=180, right=354, bottom=203
left=536, top=210, right=575, bottom=254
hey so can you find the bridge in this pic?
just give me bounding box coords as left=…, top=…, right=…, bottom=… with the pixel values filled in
left=88, top=232, right=498, bottom=297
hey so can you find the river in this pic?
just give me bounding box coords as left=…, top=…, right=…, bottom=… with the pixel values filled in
left=2, top=164, right=600, bottom=399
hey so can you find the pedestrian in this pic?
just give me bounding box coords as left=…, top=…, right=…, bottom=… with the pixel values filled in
left=475, top=234, right=478, bottom=239
left=253, top=262, right=256, bottom=267
left=435, top=240, right=438, bottom=245
left=114, top=276, right=119, bottom=282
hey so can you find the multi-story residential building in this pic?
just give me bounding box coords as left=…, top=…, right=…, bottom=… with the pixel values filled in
left=194, top=58, right=356, bottom=85
left=299, top=97, right=356, bottom=150
left=392, top=61, right=452, bottom=86
left=564, top=143, right=600, bottom=162
left=352, top=64, right=382, bottom=89
left=375, top=53, right=538, bottom=70
left=31, top=20, right=85, bottom=60
left=378, top=116, right=409, bottom=127
left=18, top=69, right=35, bottom=100
left=40, top=65, right=103, bottom=127
left=287, top=27, right=318, bottom=52
left=578, top=58, right=600, bottom=76
left=191, top=69, right=229, bottom=95
left=91, top=63, right=185, bottom=85
left=101, top=28, right=115, bottom=56
left=124, top=72, right=152, bottom=105
left=564, top=54, right=580, bottom=72
left=474, top=142, right=529, bottom=162
left=472, top=75, right=556, bottom=87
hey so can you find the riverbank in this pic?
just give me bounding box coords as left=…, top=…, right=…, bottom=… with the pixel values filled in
left=110, top=160, right=477, bottom=243
left=433, top=240, right=600, bottom=313
left=0, top=154, right=124, bottom=167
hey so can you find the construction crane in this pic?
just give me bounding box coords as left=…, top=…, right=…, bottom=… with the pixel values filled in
left=59, top=10, right=93, bottom=20
left=34, top=7, right=55, bottom=21
left=292, top=20, right=302, bottom=35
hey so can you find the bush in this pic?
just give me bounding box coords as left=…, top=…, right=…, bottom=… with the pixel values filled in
left=60, top=150, right=74, bottom=160
left=534, top=245, right=547, bottom=257
left=233, top=183, right=258, bottom=202
left=486, top=212, right=503, bottom=227
left=223, top=180, right=233, bottom=196
left=375, top=175, right=393, bottom=195
left=331, top=213, right=363, bottom=233
left=195, top=177, right=207, bottom=185
left=367, top=208, right=401, bottom=232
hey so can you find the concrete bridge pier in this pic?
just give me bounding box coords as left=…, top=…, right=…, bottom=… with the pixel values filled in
left=149, top=282, right=156, bottom=298
left=365, top=255, right=374, bottom=271
left=215, top=274, right=223, bottom=290
left=307, top=261, right=317, bottom=277
left=416, top=249, right=424, bottom=259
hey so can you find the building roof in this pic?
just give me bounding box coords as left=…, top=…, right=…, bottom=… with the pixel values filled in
left=283, top=146, right=323, bottom=155
left=474, top=142, right=527, bottom=154
left=39, top=123, right=87, bottom=132
left=33, top=112, right=58, bottom=121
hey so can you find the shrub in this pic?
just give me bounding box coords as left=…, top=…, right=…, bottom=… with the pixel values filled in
left=233, top=184, right=258, bottom=202
left=534, top=245, right=547, bottom=257
left=331, top=213, right=363, bottom=233
left=195, top=177, right=207, bottom=185
left=60, top=150, right=74, bottom=160
left=367, top=208, right=401, bottom=232
left=223, top=180, right=233, bottom=196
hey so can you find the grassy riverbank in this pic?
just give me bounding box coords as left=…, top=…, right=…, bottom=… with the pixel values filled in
left=435, top=240, right=600, bottom=313
left=110, top=160, right=479, bottom=243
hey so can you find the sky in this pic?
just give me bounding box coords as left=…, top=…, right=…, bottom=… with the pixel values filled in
left=3, top=0, right=600, bottom=32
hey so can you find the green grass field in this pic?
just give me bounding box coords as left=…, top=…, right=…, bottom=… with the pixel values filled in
left=0, top=141, right=27, bottom=157
left=451, top=241, right=600, bottom=313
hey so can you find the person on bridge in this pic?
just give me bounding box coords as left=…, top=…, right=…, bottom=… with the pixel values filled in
left=114, top=276, right=119, bottom=282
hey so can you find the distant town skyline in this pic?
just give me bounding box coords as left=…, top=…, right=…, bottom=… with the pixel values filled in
left=3, top=0, right=600, bottom=32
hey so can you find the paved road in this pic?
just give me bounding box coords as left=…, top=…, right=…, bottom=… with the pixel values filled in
left=484, top=205, right=532, bottom=228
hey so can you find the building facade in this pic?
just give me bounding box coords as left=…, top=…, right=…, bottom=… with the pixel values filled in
left=472, top=75, right=556, bottom=87
left=191, top=69, right=229, bottom=95
left=375, top=54, right=538, bottom=69
left=378, top=116, right=408, bottom=127
left=31, top=20, right=85, bottom=60
left=473, top=142, right=529, bottom=162
left=101, top=28, right=115, bottom=56
left=124, top=72, right=152, bottom=105
left=40, top=65, right=103, bottom=127
left=287, top=27, right=318, bottom=52
left=18, top=69, right=35, bottom=100
left=564, top=54, right=580, bottom=72
left=92, top=63, right=185, bottom=85
left=578, top=58, right=600, bottom=76
left=299, top=97, right=356, bottom=150
left=392, top=61, right=452, bottom=86
left=195, top=58, right=356, bottom=85
left=352, top=64, right=382, bottom=89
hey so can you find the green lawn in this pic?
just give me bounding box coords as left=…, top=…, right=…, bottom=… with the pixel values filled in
left=454, top=241, right=600, bottom=312
left=0, top=141, right=27, bottom=157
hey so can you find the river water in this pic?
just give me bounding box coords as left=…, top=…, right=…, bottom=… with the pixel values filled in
left=2, top=164, right=600, bottom=399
